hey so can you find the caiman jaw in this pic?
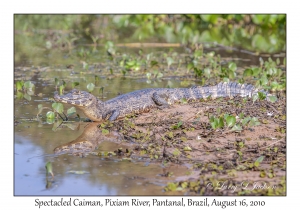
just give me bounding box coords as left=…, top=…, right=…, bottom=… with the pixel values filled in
left=54, top=89, right=94, bottom=108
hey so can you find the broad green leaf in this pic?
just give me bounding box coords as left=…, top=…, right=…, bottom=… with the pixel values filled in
left=72, top=82, right=80, bottom=88
left=252, top=94, right=259, bottom=103
left=224, top=113, right=229, bottom=120
left=184, top=146, right=192, bottom=151
left=166, top=183, right=177, bottom=191
left=269, top=96, right=277, bottom=103
left=16, top=80, right=24, bottom=91
left=238, top=113, right=244, bottom=119
left=242, top=117, right=251, bottom=125
left=204, top=67, right=211, bottom=78
left=180, top=137, right=187, bottom=142
left=87, top=83, right=95, bottom=92
left=187, top=63, right=194, bottom=71
left=223, top=77, right=230, bottom=83
left=46, top=111, right=55, bottom=119
left=194, top=49, right=203, bottom=58
left=46, top=118, right=55, bottom=124
left=181, top=182, right=188, bottom=189
left=228, top=62, right=237, bottom=71
left=16, top=91, right=23, bottom=99
left=228, top=70, right=236, bottom=79
left=231, top=124, right=242, bottom=131
left=52, top=103, right=64, bottom=114
left=252, top=67, right=261, bottom=76
left=67, top=107, right=77, bottom=117
left=177, top=121, right=183, bottom=128
left=59, top=85, right=64, bottom=95
left=102, top=129, right=109, bottom=134
left=226, top=116, right=236, bottom=127
left=37, top=104, right=43, bottom=115
left=172, top=148, right=181, bottom=156
left=256, top=155, right=265, bottom=163
left=23, top=93, right=31, bottom=101
left=52, top=119, right=63, bottom=130
left=254, top=156, right=264, bottom=167
left=23, top=81, right=35, bottom=90
left=180, top=98, right=188, bottom=104
left=258, top=92, right=266, bottom=100
left=218, top=117, right=224, bottom=128
left=243, top=69, right=253, bottom=77
left=107, top=47, right=116, bottom=56
left=27, top=89, right=34, bottom=96
left=210, top=121, right=217, bottom=130
left=260, top=76, right=269, bottom=86
left=249, top=117, right=260, bottom=126
left=45, top=162, right=54, bottom=177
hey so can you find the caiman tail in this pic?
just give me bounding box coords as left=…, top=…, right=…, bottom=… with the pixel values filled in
left=169, top=82, right=271, bottom=102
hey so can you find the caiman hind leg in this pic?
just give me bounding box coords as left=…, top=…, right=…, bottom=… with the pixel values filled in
left=152, top=92, right=170, bottom=109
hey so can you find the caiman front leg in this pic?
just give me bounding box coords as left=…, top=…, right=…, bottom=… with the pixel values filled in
left=152, top=92, right=170, bottom=109
left=102, top=109, right=120, bottom=121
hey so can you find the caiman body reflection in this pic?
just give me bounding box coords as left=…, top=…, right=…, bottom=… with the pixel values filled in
left=53, top=123, right=123, bottom=157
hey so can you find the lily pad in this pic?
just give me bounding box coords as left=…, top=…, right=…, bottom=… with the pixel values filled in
left=52, top=103, right=64, bottom=114
left=87, top=83, right=95, bottom=92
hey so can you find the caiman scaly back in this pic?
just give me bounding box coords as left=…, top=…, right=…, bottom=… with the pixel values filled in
left=54, top=82, right=271, bottom=122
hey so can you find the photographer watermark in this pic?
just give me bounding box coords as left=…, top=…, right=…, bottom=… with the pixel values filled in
left=206, top=181, right=277, bottom=193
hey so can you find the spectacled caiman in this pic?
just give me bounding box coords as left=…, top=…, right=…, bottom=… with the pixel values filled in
left=54, top=82, right=272, bottom=122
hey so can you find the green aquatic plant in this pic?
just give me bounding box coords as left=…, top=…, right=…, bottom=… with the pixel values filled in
left=37, top=103, right=78, bottom=123
left=243, top=57, right=285, bottom=92
left=15, top=80, right=35, bottom=101
left=72, top=82, right=80, bottom=89
left=87, top=83, right=95, bottom=92
left=45, top=162, right=54, bottom=177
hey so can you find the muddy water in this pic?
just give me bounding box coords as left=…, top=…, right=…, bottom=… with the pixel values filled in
left=15, top=122, right=186, bottom=195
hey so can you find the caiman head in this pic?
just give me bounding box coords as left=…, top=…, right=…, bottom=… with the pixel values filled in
left=54, top=89, right=96, bottom=107
left=54, top=89, right=104, bottom=121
